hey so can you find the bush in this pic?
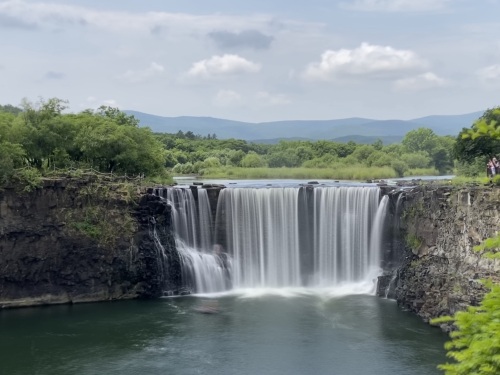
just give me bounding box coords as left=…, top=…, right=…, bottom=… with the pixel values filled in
left=391, top=160, right=409, bottom=177
left=14, top=167, right=43, bottom=192
left=241, top=152, right=266, bottom=168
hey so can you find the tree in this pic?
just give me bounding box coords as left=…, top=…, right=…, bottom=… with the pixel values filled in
left=241, top=152, right=266, bottom=168
left=455, top=107, right=500, bottom=162
left=432, top=245, right=500, bottom=374
left=96, top=106, right=139, bottom=127
left=0, top=104, right=22, bottom=115
left=402, top=128, right=438, bottom=154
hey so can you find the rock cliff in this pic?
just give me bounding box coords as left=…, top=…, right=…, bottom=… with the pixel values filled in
left=0, top=175, right=176, bottom=308
left=394, top=185, right=500, bottom=329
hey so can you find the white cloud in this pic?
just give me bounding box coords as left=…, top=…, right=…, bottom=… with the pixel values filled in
left=187, top=54, right=261, bottom=79
left=120, top=62, right=164, bottom=83
left=304, top=43, right=426, bottom=81
left=213, top=89, right=242, bottom=107
left=476, top=64, right=500, bottom=81
left=256, top=91, right=290, bottom=106
left=340, top=0, right=451, bottom=12
left=0, top=0, right=313, bottom=35
left=393, top=72, right=447, bottom=91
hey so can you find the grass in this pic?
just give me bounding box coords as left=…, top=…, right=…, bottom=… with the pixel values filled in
left=201, top=165, right=398, bottom=180
left=404, top=168, right=439, bottom=177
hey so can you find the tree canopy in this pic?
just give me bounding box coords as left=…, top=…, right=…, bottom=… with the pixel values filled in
left=0, top=98, right=167, bottom=182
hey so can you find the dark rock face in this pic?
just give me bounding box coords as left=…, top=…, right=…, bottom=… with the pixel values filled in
left=0, top=177, right=178, bottom=308
left=394, top=185, right=500, bottom=330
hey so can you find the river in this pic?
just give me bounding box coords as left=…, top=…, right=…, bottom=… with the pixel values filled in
left=0, top=293, right=447, bottom=375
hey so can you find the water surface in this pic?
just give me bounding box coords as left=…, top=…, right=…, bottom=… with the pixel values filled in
left=0, top=294, right=447, bottom=375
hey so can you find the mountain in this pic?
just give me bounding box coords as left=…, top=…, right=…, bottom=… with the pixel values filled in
left=409, top=111, right=483, bottom=135
left=124, top=110, right=483, bottom=142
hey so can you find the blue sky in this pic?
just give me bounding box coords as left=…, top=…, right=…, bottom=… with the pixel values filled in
left=1, top=0, right=499, bottom=122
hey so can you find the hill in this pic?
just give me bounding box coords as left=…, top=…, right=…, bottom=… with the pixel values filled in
left=124, top=110, right=483, bottom=142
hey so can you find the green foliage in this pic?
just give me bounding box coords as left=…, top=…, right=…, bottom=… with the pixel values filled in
left=241, top=152, right=267, bottom=168
left=0, top=98, right=168, bottom=183
left=455, top=108, right=500, bottom=163
left=431, top=231, right=500, bottom=375
left=0, top=141, right=26, bottom=185
left=405, top=234, right=422, bottom=251
left=391, top=160, right=409, bottom=177
left=400, top=152, right=431, bottom=169
left=0, top=104, right=22, bottom=115
left=69, top=205, right=136, bottom=248
left=202, top=165, right=397, bottom=180
left=473, top=234, right=500, bottom=259
left=14, top=167, right=43, bottom=192
left=402, top=128, right=438, bottom=154
left=432, top=282, right=500, bottom=375
left=0, top=97, right=461, bottom=182
left=455, top=158, right=488, bottom=177
left=404, top=168, right=439, bottom=177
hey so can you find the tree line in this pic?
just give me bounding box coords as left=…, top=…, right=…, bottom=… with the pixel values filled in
left=1, top=98, right=498, bottom=188
left=157, top=126, right=456, bottom=177
left=0, top=98, right=167, bottom=186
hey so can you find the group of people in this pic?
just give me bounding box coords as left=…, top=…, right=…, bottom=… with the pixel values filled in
left=487, top=157, right=500, bottom=177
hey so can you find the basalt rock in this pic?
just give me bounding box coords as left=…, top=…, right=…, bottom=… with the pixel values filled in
left=0, top=177, right=176, bottom=308
left=394, top=185, right=500, bottom=330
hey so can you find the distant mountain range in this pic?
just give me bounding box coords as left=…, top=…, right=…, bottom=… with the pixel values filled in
left=124, top=110, right=483, bottom=144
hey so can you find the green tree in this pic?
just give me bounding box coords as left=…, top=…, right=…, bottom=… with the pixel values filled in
left=0, top=141, right=26, bottom=184
left=432, top=254, right=500, bottom=374
left=241, top=152, right=266, bottom=168
left=402, top=128, right=438, bottom=154
left=96, top=106, right=139, bottom=127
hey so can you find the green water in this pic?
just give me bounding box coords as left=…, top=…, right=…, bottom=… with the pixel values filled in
left=0, top=295, right=447, bottom=375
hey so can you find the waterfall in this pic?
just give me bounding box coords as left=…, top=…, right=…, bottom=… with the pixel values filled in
left=155, top=187, right=229, bottom=294
left=217, top=188, right=301, bottom=288
left=156, top=185, right=389, bottom=295
left=313, top=187, right=381, bottom=286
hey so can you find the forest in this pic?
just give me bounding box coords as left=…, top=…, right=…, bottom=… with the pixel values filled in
left=1, top=98, right=499, bottom=190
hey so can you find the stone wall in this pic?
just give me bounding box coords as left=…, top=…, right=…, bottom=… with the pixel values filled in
left=394, top=185, right=500, bottom=329
left=0, top=176, right=176, bottom=308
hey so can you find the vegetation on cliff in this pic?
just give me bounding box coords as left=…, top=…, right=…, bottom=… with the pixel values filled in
left=431, top=107, right=500, bottom=375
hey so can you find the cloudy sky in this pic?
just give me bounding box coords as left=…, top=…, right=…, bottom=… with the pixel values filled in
left=1, top=0, right=499, bottom=122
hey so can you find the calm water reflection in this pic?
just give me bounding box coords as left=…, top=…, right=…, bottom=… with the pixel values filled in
left=0, top=295, right=447, bottom=375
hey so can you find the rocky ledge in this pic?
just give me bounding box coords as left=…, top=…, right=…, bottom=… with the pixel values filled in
left=393, top=185, right=500, bottom=330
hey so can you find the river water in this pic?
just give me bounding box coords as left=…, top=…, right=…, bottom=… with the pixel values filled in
left=0, top=294, right=447, bottom=375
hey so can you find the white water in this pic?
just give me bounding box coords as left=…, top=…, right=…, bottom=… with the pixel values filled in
left=155, top=187, right=229, bottom=293
left=158, top=185, right=389, bottom=296
left=313, top=187, right=380, bottom=286
left=218, top=188, right=301, bottom=288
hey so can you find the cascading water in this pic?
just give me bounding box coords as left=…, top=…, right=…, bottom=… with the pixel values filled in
left=155, top=185, right=389, bottom=295
left=217, top=188, right=302, bottom=288
left=217, top=186, right=387, bottom=291
left=154, top=187, right=230, bottom=294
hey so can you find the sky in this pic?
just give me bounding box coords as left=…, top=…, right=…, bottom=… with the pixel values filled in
left=1, top=0, right=499, bottom=122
